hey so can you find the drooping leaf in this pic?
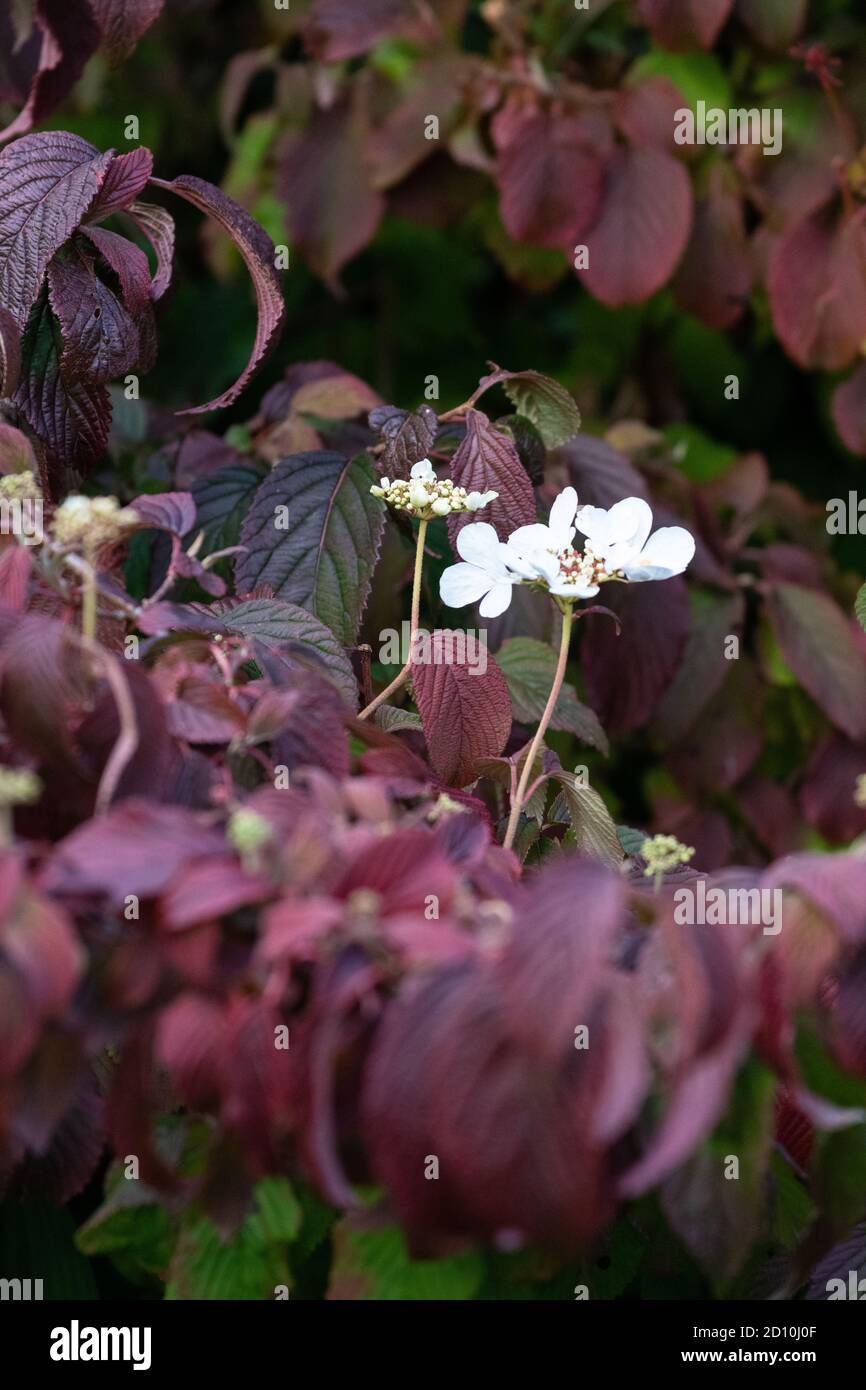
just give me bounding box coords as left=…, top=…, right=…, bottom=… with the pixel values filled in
left=579, top=145, right=693, bottom=308
left=412, top=632, right=512, bottom=786
left=87, top=0, right=165, bottom=65
left=235, top=451, right=384, bottom=646
left=580, top=578, right=690, bottom=733
left=769, top=205, right=866, bottom=372
left=124, top=199, right=175, bottom=300
left=148, top=174, right=285, bottom=411
left=767, top=584, right=866, bottom=742
left=86, top=147, right=153, bottom=220
left=82, top=224, right=153, bottom=317
left=447, top=409, right=535, bottom=545
left=14, top=286, right=111, bottom=485
left=277, top=91, right=384, bottom=289
left=0, top=130, right=112, bottom=328
left=47, top=240, right=144, bottom=384
left=492, top=91, right=605, bottom=250
left=496, top=636, right=608, bottom=753
left=0, top=1, right=101, bottom=146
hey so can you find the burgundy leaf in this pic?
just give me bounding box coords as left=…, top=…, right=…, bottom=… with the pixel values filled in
left=555, top=431, right=649, bottom=507
left=447, top=408, right=536, bottom=545
left=614, top=77, right=689, bottom=153
left=0, top=0, right=101, bottom=146
left=769, top=205, right=866, bottom=372
left=412, top=632, right=512, bottom=786
left=673, top=163, right=752, bottom=330
left=635, top=0, right=734, bottom=48
left=832, top=361, right=866, bottom=456
left=41, top=799, right=226, bottom=906
left=736, top=0, right=807, bottom=49
left=0, top=302, right=20, bottom=395
left=277, top=92, right=385, bottom=289
left=800, top=734, right=866, bottom=845
left=148, top=174, right=285, bottom=411
left=579, top=145, right=693, bottom=308
left=767, top=584, right=866, bottom=742
left=0, top=130, right=113, bottom=328
left=492, top=91, right=605, bottom=249
left=87, top=146, right=153, bottom=220
left=82, top=225, right=153, bottom=316
left=131, top=490, right=196, bottom=536
left=47, top=241, right=143, bottom=384
left=304, top=0, right=437, bottom=61
left=124, top=198, right=175, bottom=300
left=368, top=404, right=438, bottom=479
left=581, top=577, right=690, bottom=733
left=88, top=0, right=164, bottom=65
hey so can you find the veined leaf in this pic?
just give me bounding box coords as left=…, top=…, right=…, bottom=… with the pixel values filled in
left=768, top=584, right=866, bottom=742
left=235, top=451, right=384, bottom=646
left=447, top=408, right=535, bottom=545
left=496, top=636, right=608, bottom=753
left=412, top=632, right=512, bottom=786
left=217, top=596, right=358, bottom=706
left=549, top=770, right=623, bottom=868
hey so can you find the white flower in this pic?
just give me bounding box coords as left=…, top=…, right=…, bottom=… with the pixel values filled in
left=508, top=485, right=578, bottom=557
left=575, top=497, right=695, bottom=581
left=465, top=490, right=498, bottom=511
left=410, top=459, right=437, bottom=484
left=439, top=522, right=525, bottom=618
left=370, top=465, right=498, bottom=519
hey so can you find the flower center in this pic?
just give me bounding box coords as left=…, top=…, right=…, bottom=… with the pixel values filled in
left=553, top=542, right=616, bottom=587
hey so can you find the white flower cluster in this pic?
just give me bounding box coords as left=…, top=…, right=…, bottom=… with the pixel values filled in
left=52, top=495, right=140, bottom=547
left=370, top=459, right=497, bottom=519
left=440, top=487, right=696, bottom=617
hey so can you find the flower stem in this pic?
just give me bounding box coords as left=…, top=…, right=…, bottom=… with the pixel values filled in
left=80, top=546, right=97, bottom=644
left=502, top=603, right=574, bottom=852
left=358, top=517, right=428, bottom=720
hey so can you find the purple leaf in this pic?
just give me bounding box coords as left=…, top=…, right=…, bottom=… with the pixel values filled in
left=0, top=303, right=21, bottom=395
left=767, top=583, right=866, bottom=742
left=368, top=404, right=438, bottom=479
left=47, top=240, right=143, bottom=383
left=0, top=130, right=113, bottom=328
left=87, top=146, right=153, bottom=220
left=87, top=0, right=164, bottom=65
left=14, top=287, right=112, bottom=485
left=82, top=225, right=152, bottom=317
left=124, top=199, right=175, bottom=300
left=581, top=577, right=690, bottom=733
left=148, top=175, right=285, bottom=411
left=0, top=1, right=101, bottom=146
left=412, top=632, right=512, bottom=786
left=132, top=490, right=196, bottom=536
left=447, top=409, right=536, bottom=546
left=235, top=451, right=385, bottom=646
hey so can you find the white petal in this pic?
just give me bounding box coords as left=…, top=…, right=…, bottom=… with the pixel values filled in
left=625, top=526, right=696, bottom=581
left=380, top=477, right=390, bottom=492
left=508, top=522, right=554, bottom=554
left=605, top=497, right=653, bottom=550
left=575, top=505, right=613, bottom=546
left=479, top=580, right=514, bottom=618
left=548, top=486, right=578, bottom=546
left=549, top=576, right=599, bottom=598
left=455, top=522, right=503, bottom=571
left=440, top=562, right=493, bottom=608
left=410, top=458, right=436, bottom=482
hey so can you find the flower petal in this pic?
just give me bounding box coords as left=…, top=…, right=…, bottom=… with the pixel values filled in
left=410, top=458, right=436, bottom=483
left=508, top=522, right=555, bottom=554
left=479, top=580, right=514, bottom=618
left=625, top=526, right=696, bottom=581
left=455, top=521, right=503, bottom=570
left=440, top=562, right=493, bottom=608
left=548, top=486, right=578, bottom=546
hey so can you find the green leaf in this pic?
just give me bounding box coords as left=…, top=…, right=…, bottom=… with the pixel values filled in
left=500, top=370, right=581, bottom=448
left=769, top=1152, right=814, bottom=1249
left=218, top=597, right=359, bottom=706
left=855, top=582, right=866, bottom=634
left=236, top=451, right=385, bottom=645
left=166, top=1178, right=301, bottom=1301
left=496, top=636, right=608, bottom=753
left=328, top=1223, right=483, bottom=1300
left=373, top=704, right=424, bottom=733
left=191, top=464, right=262, bottom=559
left=630, top=50, right=732, bottom=115
left=549, top=770, right=623, bottom=867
